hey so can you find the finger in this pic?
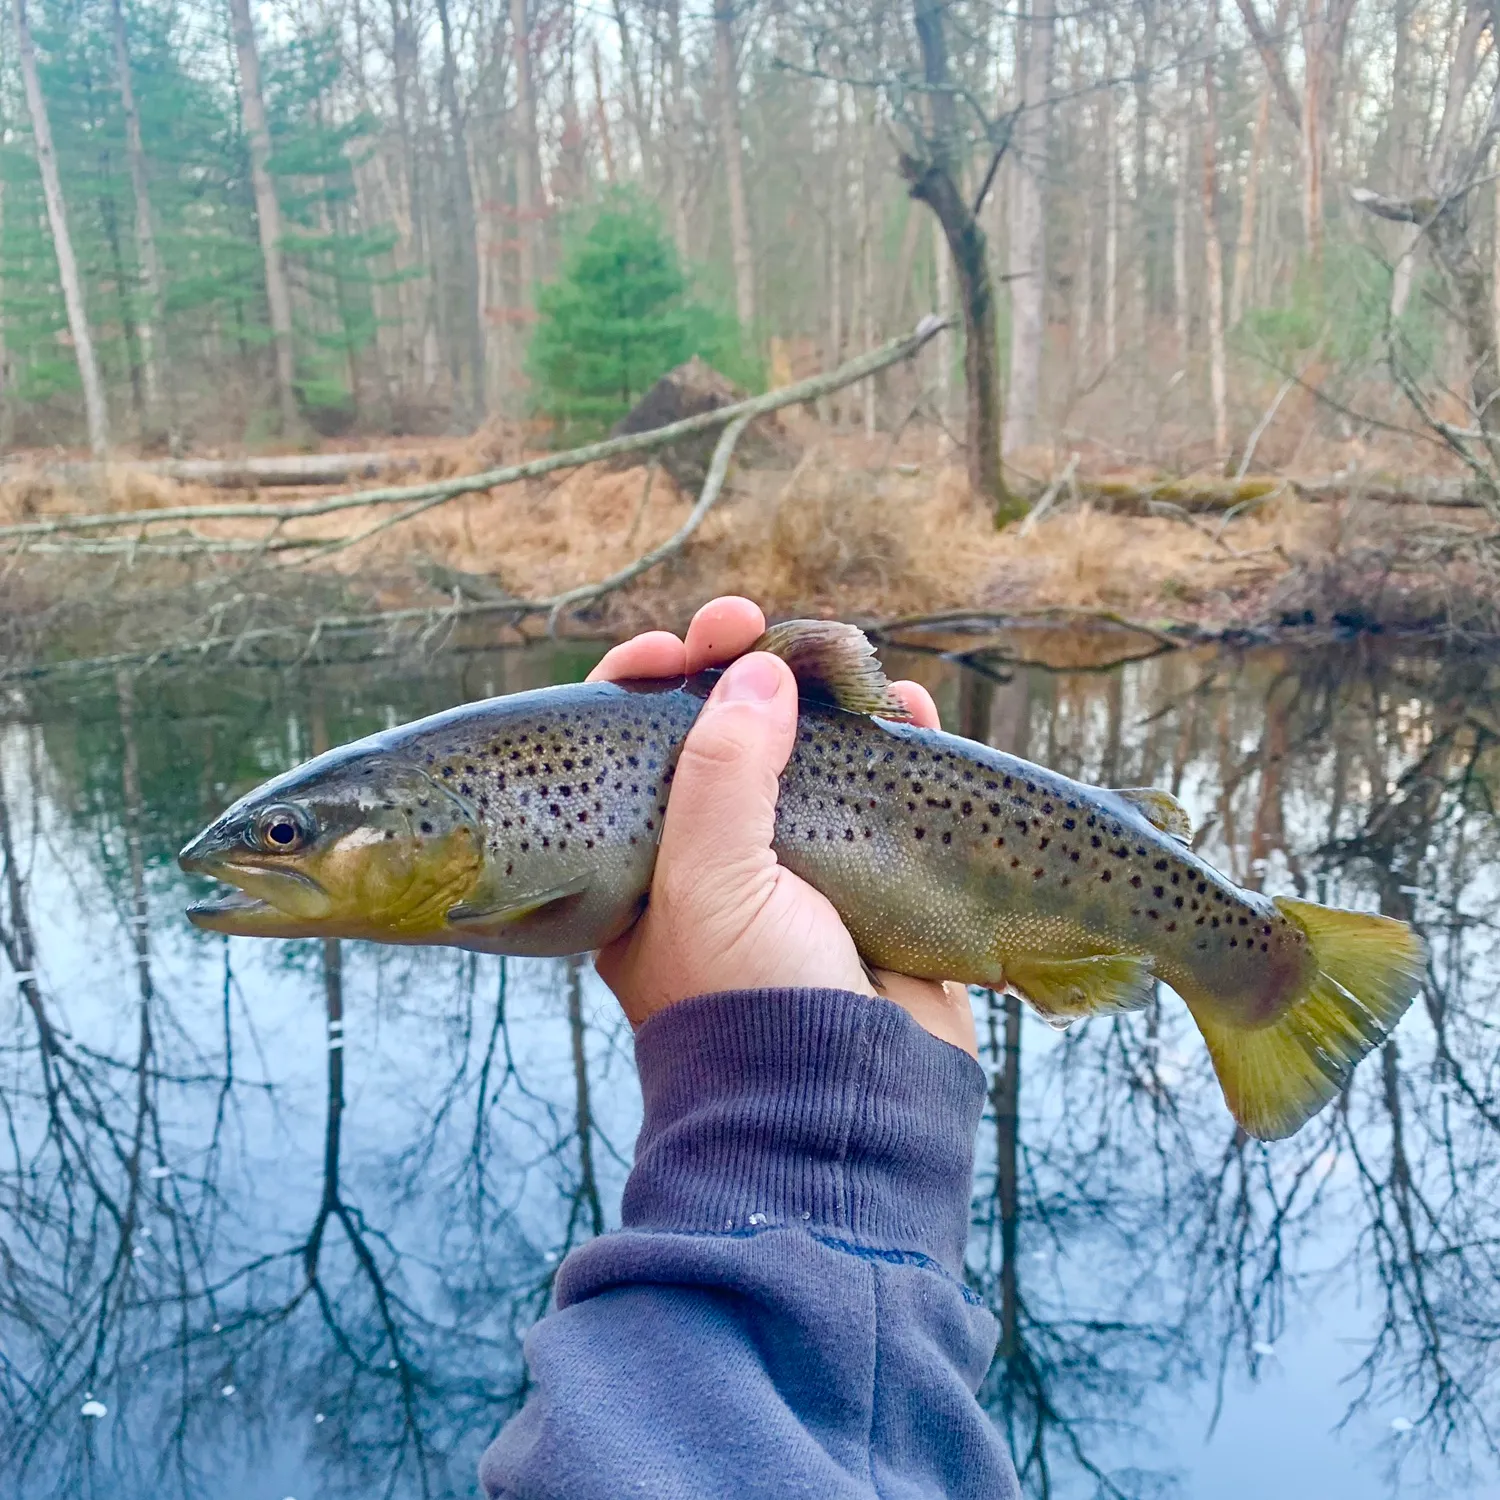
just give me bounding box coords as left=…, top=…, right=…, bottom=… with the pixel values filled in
left=890, top=679, right=940, bottom=730
left=684, top=596, right=766, bottom=673
left=587, top=631, right=686, bottom=684
left=656, top=651, right=797, bottom=883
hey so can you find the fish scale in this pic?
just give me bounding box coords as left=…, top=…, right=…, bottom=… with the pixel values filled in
left=179, top=620, right=1424, bottom=1140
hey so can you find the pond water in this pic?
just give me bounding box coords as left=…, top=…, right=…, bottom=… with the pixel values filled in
left=1, top=631, right=1497, bottom=1500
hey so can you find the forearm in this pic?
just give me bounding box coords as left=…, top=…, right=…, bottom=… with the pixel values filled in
left=479, top=988, right=1018, bottom=1500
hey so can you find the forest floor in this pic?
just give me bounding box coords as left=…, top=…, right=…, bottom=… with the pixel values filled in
left=2, top=417, right=1496, bottom=676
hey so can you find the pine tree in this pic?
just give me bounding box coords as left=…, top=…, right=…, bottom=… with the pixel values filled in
left=528, top=193, right=748, bottom=443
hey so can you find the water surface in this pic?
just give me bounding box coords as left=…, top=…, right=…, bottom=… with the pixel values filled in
left=2, top=633, right=1497, bottom=1499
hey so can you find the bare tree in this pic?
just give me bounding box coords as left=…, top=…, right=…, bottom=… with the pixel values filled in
left=714, top=0, right=757, bottom=330
left=13, top=0, right=109, bottom=456
left=228, top=0, right=300, bottom=434
left=1003, top=0, right=1056, bottom=455
left=107, top=0, right=168, bottom=437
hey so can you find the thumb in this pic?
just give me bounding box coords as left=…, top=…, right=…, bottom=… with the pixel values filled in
left=656, top=651, right=798, bottom=888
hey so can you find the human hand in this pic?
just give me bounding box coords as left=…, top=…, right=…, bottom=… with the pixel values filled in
left=587, top=596, right=978, bottom=1057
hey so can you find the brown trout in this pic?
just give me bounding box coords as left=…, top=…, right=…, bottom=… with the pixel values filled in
left=179, top=621, right=1423, bottom=1140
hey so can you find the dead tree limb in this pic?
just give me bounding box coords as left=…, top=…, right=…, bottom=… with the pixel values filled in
left=0, top=320, right=949, bottom=546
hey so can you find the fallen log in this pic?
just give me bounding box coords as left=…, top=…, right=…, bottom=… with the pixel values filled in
left=0, top=450, right=425, bottom=490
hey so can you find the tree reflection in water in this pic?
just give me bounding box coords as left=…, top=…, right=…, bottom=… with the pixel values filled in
left=1, top=638, right=1496, bottom=1498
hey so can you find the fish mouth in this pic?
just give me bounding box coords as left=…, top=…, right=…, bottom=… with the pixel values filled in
left=182, top=862, right=334, bottom=932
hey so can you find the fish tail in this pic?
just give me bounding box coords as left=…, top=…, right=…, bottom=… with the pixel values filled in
left=1186, top=896, right=1425, bottom=1140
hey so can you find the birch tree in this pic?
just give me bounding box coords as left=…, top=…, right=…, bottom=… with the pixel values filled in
left=13, top=0, right=109, bottom=455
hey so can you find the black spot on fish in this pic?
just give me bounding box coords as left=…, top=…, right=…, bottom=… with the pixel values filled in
left=1042, top=802, right=1053, bottom=814
left=1101, top=870, right=1112, bottom=882
left=1063, top=817, right=1076, bottom=830
left=1153, top=886, right=1164, bottom=899
left=915, top=827, right=926, bottom=840
left=1130, top=875, right=1143, bottom=888
left=942, top=831, right=952, bottom=845
left=520, top=840, right=530, bottom=852
left=1114, top=846, right=1129, bottom=858
left=1197, top=881, right=1208, bottom=895
left=1260, top=942, right=1269, bottom=952
left=1038, top=837, right=1050, bottom=850
left=1069, top=850, right=1080, bottom=862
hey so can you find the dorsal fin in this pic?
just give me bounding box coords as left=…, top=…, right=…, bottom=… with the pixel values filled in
left=752, top=620, right=912, bottom=720
left=1111, top=787, right=1193, bottom=843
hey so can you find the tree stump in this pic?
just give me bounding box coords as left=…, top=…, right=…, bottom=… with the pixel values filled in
left=611, top=357, right=799, bottom=492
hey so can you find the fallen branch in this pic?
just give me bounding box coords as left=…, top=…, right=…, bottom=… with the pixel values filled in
left=0, top=318, right=950, bottom=545
left=543, top=414, right=751, bottom=634
left=873, top=605, right=1196, bottom=650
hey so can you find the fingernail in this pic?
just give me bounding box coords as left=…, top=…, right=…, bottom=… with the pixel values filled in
left=717, top=653, right=781, bottom=703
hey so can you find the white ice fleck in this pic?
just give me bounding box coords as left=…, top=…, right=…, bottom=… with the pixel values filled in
left=800, top=1212, right=811, bottom=1221
left=1398, top=885, right=1423, bottom=897
left=747, top=1213, right=768, bottom=1227
left=543, top=1251, right=557, bottom=1264
left=132, top=1246, right=145, bottom=1259
left=388, top=1359, right=399, bottom=1369
left=220, top=1384, right=236, bottom=1398
left=1251, top=1341, right=1276, bottom=1357
left=148, top=1166, right=172, bottom=1180
left=211, top=1323, right=222, bottom=1333
left=724, top=1219, right=734, bottom=1230
left=80, top=1400, right=107, bottom=1419
left=314, top=1413, right=325, bottom=1424
left=1390, top=1417, right=1414, bottom=1434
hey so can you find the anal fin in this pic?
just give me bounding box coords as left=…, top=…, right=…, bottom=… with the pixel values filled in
left=1005, top=953, right=1157, bottom=1031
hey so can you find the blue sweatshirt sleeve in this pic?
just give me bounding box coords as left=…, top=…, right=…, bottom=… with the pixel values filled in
left=478, top=987, right=1019, bottom=1500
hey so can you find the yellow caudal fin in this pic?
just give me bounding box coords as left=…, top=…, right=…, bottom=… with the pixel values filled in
left=1006, top=953, right=1157, bottom=1031
left=1188, top=897, right=1425, bottom=1141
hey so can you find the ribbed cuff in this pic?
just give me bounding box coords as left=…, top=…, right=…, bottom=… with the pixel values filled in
left=622, top=988, right=985, bottom=1273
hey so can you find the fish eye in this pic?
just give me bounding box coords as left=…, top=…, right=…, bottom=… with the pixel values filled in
left=252, top=804, right=313, bottom=854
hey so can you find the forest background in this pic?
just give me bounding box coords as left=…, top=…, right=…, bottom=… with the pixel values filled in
left=2, top=0, right=1497, bottom=475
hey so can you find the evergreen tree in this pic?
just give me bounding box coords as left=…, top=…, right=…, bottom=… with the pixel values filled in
left=528, top=193, right=749, bottom=443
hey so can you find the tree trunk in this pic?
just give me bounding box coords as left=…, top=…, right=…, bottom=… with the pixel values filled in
left=109, top=0, right=167, bottom=433
left=14, top=0, right=110, bottom=456
left=713, top=0, right=755, bottom=331
left=1132, top=1, right=1155, bottom=341
left=1174, top=93, right=1191, bottom=362
left=907, top=0, right=1010, bottom=514
left=434, top=0, right=486, bottom=422
left=0, top=171, right=10, bottom=449
left=1003, top=0, right=1055, bottom=454
left=1301, top=0, right=1325, bottom=263
left=227, top=0, right=299, bottom=435
left=663, top=0, right=690, bottom=256
left=1202, top=0, right=1229, bottom=458
left=1231, top=76, right=1273, bottom=326
left=511, top=0, right=539, bottom=308
left=933, top=214, right=954, bottom=441
left=907, top=161, right=1010, bottom=514
left=1104, top=70, right=1119, bottom=365
left=857, top=93, right=877, bottom=435
left=1394, top=0, right=1486, bottom=318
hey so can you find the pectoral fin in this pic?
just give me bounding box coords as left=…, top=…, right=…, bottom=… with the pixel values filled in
left=1111, top=787, right=1194, bottom=843
left=1005, top=954, right=1157, bottom=1030
left=447, top=871, right=590, bottom=933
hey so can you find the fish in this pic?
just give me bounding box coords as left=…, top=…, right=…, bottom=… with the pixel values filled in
left=179, top=620, right=1424, bottom=1141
